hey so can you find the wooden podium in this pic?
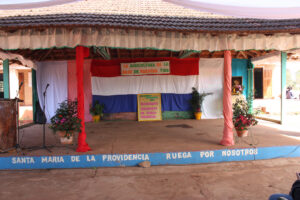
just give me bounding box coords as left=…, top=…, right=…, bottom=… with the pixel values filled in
left=0, top=99, right=19, bottom=150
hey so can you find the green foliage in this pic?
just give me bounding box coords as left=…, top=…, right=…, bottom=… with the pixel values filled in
left=232, top=98, right=258, bottom=131
left=190, top=87, right=212, bottom=112
left=89, top=101, right=105, bottom=116
left=49, top=100, right=82, bottom=137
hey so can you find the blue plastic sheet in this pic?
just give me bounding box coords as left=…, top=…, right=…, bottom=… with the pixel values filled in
left=92, top=93, right=192, bottom=113
left=161, top=93, right=192, bottom=111
left=92, top=94, right=137, bottom=113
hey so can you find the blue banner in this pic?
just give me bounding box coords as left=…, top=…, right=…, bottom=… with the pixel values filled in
left=93, top=93, right=192, bottom=113
left=0, top=145, right=300, bottom=170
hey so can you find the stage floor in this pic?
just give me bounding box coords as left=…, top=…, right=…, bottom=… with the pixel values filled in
left=2, top=119, right=300, bottom=157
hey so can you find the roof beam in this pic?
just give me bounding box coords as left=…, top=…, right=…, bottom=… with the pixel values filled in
left=38, top=48, right=53, bottom=61
left=236, top=51, right=248, bottom=59
left=251, top=51, right=281, bottom=62
left=178, top=50, right=195, bottom=59
left=95, top=47, right=111, bottom=60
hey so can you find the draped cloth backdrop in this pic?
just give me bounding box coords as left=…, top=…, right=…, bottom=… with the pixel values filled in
left=36, top=61, right=68, bottom=123
left=220, top=51, right=234, bottom=146
left=91, top=57, right=224, bottom=119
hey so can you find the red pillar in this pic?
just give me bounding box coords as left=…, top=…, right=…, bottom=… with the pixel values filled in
left=220, top=50, right=234, bottom=146
left=76, top=46, right=92, bottom=152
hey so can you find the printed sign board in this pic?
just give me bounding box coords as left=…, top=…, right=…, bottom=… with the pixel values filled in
left=1, top=146, right=300, bottom=170
left=121, top=61, right=170, bottom=76
left=137, top=93, right=162, bottom=121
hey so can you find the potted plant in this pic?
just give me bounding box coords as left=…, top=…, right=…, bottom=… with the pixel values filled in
left=90, top=100, right=105, bottom=122
left=232, top=98, right=258, bottom=137
left=49, top=100, right=82, bottom=144
left=190, top=87, right=212, bottom=120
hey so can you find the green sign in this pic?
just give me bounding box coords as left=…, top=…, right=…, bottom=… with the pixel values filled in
left=121, top=61, right=170, bottom=76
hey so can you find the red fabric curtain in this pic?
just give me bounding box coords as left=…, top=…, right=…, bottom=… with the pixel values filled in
left=67, top=60, right=93, bottom=122
left=91, top=57, right=199, bottom=77
left=220, top=51, right=234, bottom=146
left=76, top=46, right=92, bottom=152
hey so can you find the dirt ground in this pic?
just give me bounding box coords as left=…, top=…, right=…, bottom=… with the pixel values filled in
left=2, top=119, right=299, bottom=157
left=0, top=157, right=299, bottom=200
left=1, top=119, right=300, bottom=199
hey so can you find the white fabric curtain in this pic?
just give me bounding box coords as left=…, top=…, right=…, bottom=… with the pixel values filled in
left=198, top=58, right=224, bottom=119
left=92, top=75, right=198, bottom=96
left=2, top=27, right=300, bottom=51
left=36, top=61, right=68, bottom=122
left=164, top=0, right=300, bottom=19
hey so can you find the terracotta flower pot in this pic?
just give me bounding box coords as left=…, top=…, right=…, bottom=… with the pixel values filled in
left=92, top=115, right=100, bottom=122
left=195, top=112, right=202, bottom=120
left=235, top=128, right=248, bottom=137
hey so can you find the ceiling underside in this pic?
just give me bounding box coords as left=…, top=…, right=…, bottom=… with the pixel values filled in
left=2, top=47, right=281, bottom=63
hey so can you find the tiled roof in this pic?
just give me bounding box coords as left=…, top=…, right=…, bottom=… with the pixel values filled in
left=0, top=0, right=227, bottom=18
left=0, top=0, right=299, bottom=33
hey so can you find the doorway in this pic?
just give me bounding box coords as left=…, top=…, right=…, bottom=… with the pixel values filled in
left=0, top=73, right=3, bottom=98
left=18, top=72, right=25, bottom=105
left=254, top=68, right=263, bottom=99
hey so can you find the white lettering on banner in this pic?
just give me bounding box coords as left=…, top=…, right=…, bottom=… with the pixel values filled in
left=71, top=156, right=80, bottom=162
left=87, top=155, right=96, bottom=162
left=199, top=151, right=214, bottom=158
left=102, top=154, right=150, bottom=162
left=12, top=157, right=35, bottom=164
left=41, top=156, right=65, bottom=163
left=221, top=149, right=258, bottom=157
left=166, top=152, right=192, bottom=160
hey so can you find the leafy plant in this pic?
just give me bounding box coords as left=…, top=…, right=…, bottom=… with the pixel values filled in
left=190, top=87, right=212, bottom=112
left=49, top=99, right=82, bottom=138
left=233, top=98, right=258, bottom=131
left=89, top=101, right=105, bottom=116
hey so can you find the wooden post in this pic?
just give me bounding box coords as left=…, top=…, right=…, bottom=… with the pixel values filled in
left=281, top=52, right=287, bottom=125
left=3, top=59, right=9, bottom=99
left=247, top=60, right=254, bottom=113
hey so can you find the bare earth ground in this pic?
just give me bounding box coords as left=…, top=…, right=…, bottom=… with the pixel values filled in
left=0, top=158, right=299, bottom=200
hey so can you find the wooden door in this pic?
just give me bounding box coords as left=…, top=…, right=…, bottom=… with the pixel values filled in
left=263, top=67, right=273, bottom=99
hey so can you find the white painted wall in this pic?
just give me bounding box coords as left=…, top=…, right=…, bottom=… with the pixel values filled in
left=9, top=68, right=19, bottom=99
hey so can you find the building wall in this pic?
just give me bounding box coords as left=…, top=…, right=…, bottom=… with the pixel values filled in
left=8, top=68, right=32, bottom=105
left=18, top=69, right=33, bottom=106
left=255, top=63, right=281, bottom=99
left=232, top=59, right=248, bottom=97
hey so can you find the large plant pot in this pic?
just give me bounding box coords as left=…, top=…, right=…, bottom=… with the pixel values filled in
left=235, top=128, right=248, bottom=137
left=194, top=112, right=202, bottom=120
left=58, top=131, right=74, bottom=145
left=92, top=115, right=100, bottom=122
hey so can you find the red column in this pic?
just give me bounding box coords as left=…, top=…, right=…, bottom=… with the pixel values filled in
left=220, top=50, right=234, bottom=146
left=76, top=46, right=92, bottom=152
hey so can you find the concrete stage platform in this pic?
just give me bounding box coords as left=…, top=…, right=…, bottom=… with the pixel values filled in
left=2, top=119, right=300, bottom=156
left=0, top=119, right=300, bottom=170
